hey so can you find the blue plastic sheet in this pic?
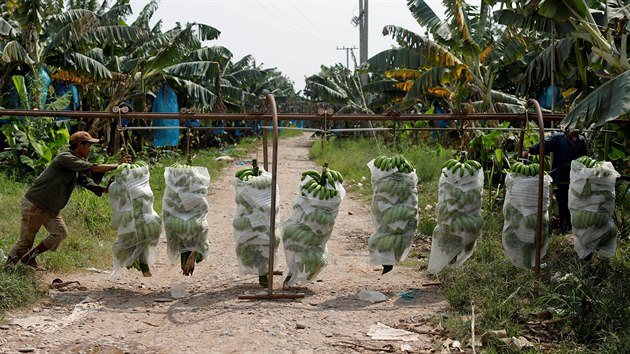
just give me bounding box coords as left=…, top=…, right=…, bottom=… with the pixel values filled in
left=152, top=84, right=180, bottom=147
left=537, top=86, right=561, bottom=110
left=52, top=81, right=80, bottom=111
left=52, top=82, right=79, bottom=131
left=432, top=105, right=449, bottom=140
left=1, top=68, right=50, bottom=124
left=398, top=288, right=421, bottom=299
left=211, top=120, right=225, bottom=135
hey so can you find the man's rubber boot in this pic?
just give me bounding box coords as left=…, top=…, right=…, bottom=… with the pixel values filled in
left=20, top=244, right=48, bottom=271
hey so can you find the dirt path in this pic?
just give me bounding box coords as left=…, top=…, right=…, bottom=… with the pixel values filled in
left=1, top=133, right=448, bottom=354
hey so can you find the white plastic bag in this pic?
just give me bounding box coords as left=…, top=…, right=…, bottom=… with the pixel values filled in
left=502, top=173, right=552, bottom=269
left=162, top=166, right=210, bottom=274
left=569, top=160, right=619, bottom=258
left=282, top=176, right=345, bottom=286
left=108, top=164, right=161, bottom=276
left=367, top=159, right=418, bottom=267
left=233, top=169, right=281, bottom=276
left=427, top=166, right=484, bottom=274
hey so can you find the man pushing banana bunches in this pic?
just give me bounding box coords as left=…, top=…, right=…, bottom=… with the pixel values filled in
left=233, top=160, right=281, bottom=287
left=4, top=131, right=130, bottom=271
left=568, top=156, right=620, bottom=259
left=162, top=163, right=211, bottom=276
left=109, top=160, right=162, bottom=277
left=282, top=164, right=345, bottom=288
left=427, top=153, right=484, bottom=274
left=368, top=154, right=418, bottom=274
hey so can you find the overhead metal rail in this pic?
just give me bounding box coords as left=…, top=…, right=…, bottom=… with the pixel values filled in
left=0, top=108, right=567, bottom=124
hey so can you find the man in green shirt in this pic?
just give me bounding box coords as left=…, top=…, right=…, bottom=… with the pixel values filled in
left=5, top=131, right=128, bottom=270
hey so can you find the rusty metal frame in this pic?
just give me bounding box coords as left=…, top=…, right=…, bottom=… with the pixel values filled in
left=0, top=101, right=596, bottom=286
left=238, top=94, right=304, bottom=300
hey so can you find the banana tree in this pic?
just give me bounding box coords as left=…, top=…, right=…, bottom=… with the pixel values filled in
left=223, top=56, right=295, bottom=112
left=303, top=62, right=376, bottom=136
left=362, top=0, right=528, bottom=114
left=304, top=63, right=372, bottom=114
left=495, top=0, right=630, bottom=128
left=0, top=0, right=145, bottom=109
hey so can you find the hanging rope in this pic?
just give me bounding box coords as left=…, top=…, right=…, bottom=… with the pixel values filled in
left=115, top=105, right=129, bottom=160
left=185, top=128, right=192, bottom=166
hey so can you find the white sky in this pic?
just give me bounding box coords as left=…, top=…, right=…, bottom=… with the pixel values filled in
left=129, top=0, right=446, bottom=92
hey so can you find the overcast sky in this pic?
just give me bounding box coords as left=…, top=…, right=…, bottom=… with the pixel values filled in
left=129, top=0, right=446, bottom=92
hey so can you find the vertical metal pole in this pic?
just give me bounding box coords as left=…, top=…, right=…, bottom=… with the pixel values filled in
left=265, top=93, right=279, bottom=296
left=262, top=126, right=269, bottom=171
left=551, top=21, right=556, bottom=114
left=527, top=99, right=545, bottom=280
left=516, top=114, right=528, bottom=157
left=186, top=128, right=192, bottom=166
left=237, top=98, right=303, bottom=300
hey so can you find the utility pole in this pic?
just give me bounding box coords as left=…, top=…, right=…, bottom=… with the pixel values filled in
left=358, top=0, right=368, bottom=66
left=336, top=46, right=358, bottom=70
left=351, top=0, right=368, bottom=83
left=358, top=0, right=368, bottom=84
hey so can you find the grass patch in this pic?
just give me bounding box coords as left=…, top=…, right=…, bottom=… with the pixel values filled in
left=309, top=136, right=449, bottom=202
left=434, top=214, right=630, bottom=352
left=0, top=267, right=46, bottom=322
left=0, top=174, right=28, bottom=255
left=276, top=126, right=306, bottom=138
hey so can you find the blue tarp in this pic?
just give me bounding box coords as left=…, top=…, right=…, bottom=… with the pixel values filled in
left=1, top=68, right=51, bottom=124
left=537, top=86, right=561, bottom=110
left=433, top=105, right=449, bottom=140
left=152, top=84, right=180, bottom=147
left=52, top=81, right=80, bottom=111
left=211, top=120, right=225, bottom=135
left=52, top=82, right=79, bottom=131
left=289, top=120, right=304, bottom=128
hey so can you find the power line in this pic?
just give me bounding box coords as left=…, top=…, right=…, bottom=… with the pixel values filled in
left=257, top=0, right=334, bottom=45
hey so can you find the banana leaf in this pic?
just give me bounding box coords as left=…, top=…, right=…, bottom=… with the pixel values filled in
left=562, top=70, right=630, bottom=128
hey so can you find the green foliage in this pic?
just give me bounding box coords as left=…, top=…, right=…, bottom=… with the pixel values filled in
left=0, top=268, right=46, bottom=321
left=0, top=174, right=27, bottom=255
left=403, top=144, right=446, bottom=184
left=0, top=174, right=44, bottom=320
left=0, top=75, right=76, bottom=175
left=591, top=124, right=629, bottom=165
left=276, top=126, right=305, bottom=138
left=534, top=237, right=630, bottom=347
left=66, top=188, right=112, bottom=234
left=0, top=117, right=68, bottom=173
left=417, top=207, right=437, bottom=237
left=434, top=212, right=630, bottom=352
left=309, top=136, right=379, bottom=197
